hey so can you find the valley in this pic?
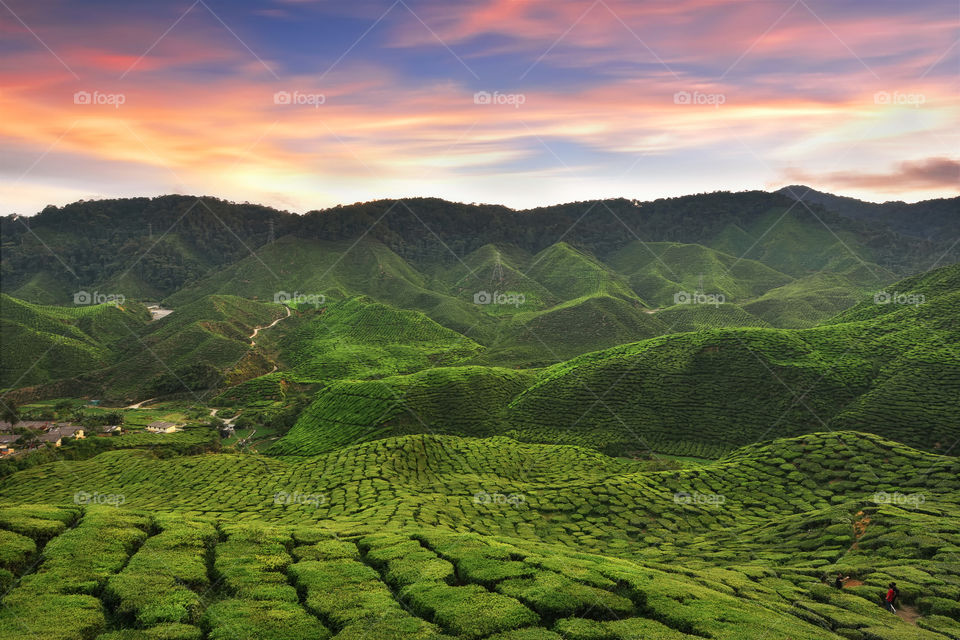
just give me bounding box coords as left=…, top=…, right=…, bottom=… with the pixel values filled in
left=0, top=190, right=957, bottom=640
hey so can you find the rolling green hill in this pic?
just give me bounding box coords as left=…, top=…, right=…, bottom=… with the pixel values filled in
left=269, top=366, right=534, bottom=455
left=605, top=241, right=793, bottom=307
left=96, top=295, right=288, bottom=401
left=279, top=297, right=484, bottom=382
left=5, top=295, right=289, bottom=403
left=0, top=294, right=150, bottom=389
left=525, top=243, right=641, bottom=303
left=475, top=294, right=667, bottom=366
left=267, top=264, right=958, bottom=458
left=434, top=244, right=557, bottom=313
left=706, top=209, right=887, bottom=277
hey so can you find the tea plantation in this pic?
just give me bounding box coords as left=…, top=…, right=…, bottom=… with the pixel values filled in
left=0, top=431, right=958, bottom=639
left=268, top=264, right=959, bottom=458
left=1, top=196, right=957, bottom=639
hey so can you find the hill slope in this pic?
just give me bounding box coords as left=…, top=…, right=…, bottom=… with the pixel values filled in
left=0, top=294, right=150, bottom=389
left=269, top=264, right=958, bottom=457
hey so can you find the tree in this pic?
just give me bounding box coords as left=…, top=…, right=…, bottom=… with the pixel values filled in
left=13, top=427, right=42, bottom=449
left=0, top=400, right=19, bottom=427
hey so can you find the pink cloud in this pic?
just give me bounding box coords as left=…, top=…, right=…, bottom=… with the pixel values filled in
left=785, top=158, right=960, bottom=192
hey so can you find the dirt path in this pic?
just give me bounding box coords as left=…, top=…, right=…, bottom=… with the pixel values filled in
left=209, top=408, right=218, bottom=418
left=238, top=428, right=256, bottom=448
left=896, top=604, right=921, bottom=625
left=850, top=510, right=870, bottom=550
left=249, top=306, right=291, bottom=346
left=124, top=397, right=157, bottom=409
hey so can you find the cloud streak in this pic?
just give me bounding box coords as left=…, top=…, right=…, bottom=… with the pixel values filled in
left=786, top=157, right=960, bottom=193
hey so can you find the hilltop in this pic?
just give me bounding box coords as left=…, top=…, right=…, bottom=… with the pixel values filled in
left=3, top=190, right=955, bottom=306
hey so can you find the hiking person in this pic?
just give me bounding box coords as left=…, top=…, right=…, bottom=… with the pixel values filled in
left=834, top=573, right=849, bottom=589
left=883, top=582, right=899, bottom=613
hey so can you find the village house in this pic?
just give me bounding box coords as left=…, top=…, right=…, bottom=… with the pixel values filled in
left=146, top=421, right=182, bottom=434
left=56, top=424, right=86, bottom=438
left=37, top=426, right=86, bottom=447
left=0, top=421, right=85, bottom=449
left=0, top=435, right=17, bottom=455
left=0, top=420, right=55, bottom=433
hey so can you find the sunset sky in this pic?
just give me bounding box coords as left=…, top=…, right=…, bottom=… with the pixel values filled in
left=1, top=0, right=957, bottom=215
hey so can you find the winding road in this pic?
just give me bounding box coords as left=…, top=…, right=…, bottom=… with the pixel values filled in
left=249, top=306, right=291, bottom=347
left=124, top=397, right=157, bottom=409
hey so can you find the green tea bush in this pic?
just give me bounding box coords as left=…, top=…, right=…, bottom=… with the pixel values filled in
left=18, top=506, right=149, bottom=595
left=201, top=599, right=330, bottom=640
left=104, top=515, right=216, bottom=625
left=400, top=581, right=539, bottom=639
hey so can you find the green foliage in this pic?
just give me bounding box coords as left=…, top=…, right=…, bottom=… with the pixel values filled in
left=270, top=366, right=534, bottom=455
left=400, top=582, right=539, bottom=639
left=201, top=599, right=330, bottom=640
left=18, top=507, right=149, bottom=595
left=0, top=503, right=79, bottom=542
left=0, top=528, right=36, bottom=573
left=104, top=515, right=216, bottom=626
left=0, top=429, right=957, bottom=639
left=0, top=294, right=149, bottom=388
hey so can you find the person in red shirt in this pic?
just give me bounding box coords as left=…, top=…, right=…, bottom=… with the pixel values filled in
left=883, top=582, right=899, bottom=613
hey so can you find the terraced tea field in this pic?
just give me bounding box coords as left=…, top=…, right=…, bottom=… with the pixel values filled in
left=1, top=431, right=958, bottom=639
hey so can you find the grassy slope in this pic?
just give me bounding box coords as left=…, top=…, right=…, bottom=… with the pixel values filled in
left=0, top=294, right=150, bottom=389
left=473, top=294, right=669, bottom=366
left=0, top=432, right=957, bottom=638
left=269, top=366, right=535, bottom=455
left=267, top=264, right=957, bottom=458
left=707, top=209, right=886, bottom=276
left=605, top=241, right=793, bottom=307
left=432, top=243, right=558, bottom=312
left=743, top=257, right=899, bottom=328
left=506, top=264, right=958, bottom=455
left=91, top=295, right=287, bottom=401
left=526, top=242, right=640, bottom=303
left=279, top=297, right=484, bottom=383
